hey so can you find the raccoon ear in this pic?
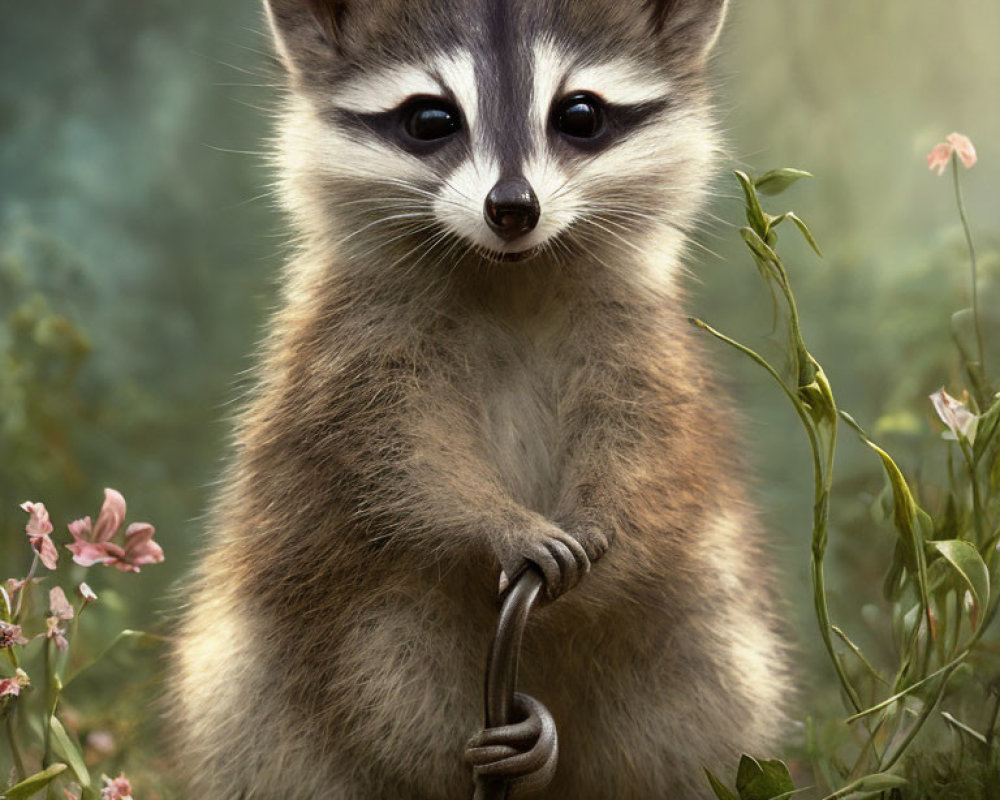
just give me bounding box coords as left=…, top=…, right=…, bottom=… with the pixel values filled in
left=646, top=0, right=729, bottom=59
left=264, top=0, right=350, bottom=68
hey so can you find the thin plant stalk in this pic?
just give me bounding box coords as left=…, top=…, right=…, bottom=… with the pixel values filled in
left=12, top=555, right=39, bottom=622
left=5, top=707, right=27, bottom=781
left=691, top=319, right=862, bottom=714
left=951, top=153, right=988, bottom=394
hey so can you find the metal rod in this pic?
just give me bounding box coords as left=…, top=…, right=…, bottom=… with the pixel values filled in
left=473, top=568, right=545, bottom=800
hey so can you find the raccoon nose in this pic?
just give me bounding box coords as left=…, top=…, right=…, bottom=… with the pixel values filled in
left=484, top=177, right=541, bottom=241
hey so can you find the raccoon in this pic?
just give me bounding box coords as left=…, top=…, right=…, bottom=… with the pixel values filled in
left=171, top=0, right=790, bottom=797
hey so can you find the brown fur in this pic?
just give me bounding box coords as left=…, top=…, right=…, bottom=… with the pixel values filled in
left=171, top=1, right=789, bottom=797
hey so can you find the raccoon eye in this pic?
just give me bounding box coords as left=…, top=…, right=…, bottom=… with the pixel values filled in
left=402, top=99, right=462, bottom=142
left=552, top=92, right=605, bottom=140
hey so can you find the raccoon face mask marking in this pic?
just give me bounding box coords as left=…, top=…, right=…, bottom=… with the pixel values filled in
left=266, top=0, right=728, bottom=279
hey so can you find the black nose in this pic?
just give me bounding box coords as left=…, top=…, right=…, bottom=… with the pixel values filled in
left=484, top=177, right=540, bottom=241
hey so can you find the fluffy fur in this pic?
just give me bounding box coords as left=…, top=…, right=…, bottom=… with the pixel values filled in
left=171, top=0, right=790, bottom=797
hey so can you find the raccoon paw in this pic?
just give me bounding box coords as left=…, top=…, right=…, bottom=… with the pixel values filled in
left=498, top=525, right=591, bottom=599
left=567, top=522, right=613, bottom=564
left=465, top=693, right=558, bottom=795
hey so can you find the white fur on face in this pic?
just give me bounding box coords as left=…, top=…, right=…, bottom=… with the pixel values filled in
left=568, top=59, right=672, bottom=106
left=332, top=64, right=443, bottom=113
left=308, top=43, right=713, bottom=279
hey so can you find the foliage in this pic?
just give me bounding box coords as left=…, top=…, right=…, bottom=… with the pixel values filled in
left=1, top=1, right=999, bottom=797
left=700, top=153, right=999, bottom=799
left=2, top=494, right=166, bottom=799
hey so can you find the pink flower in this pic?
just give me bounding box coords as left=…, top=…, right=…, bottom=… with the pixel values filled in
left=66, top=489, right=163, bottom=573
left=948, top=133, right=978, bottom=168
left=100, top=774, right=133, bottom=800
left=116, top=523, right=165, bottom=573
left=50, top=586, right=75, bottom=621
left=930, top=388, right=979, bottom=443
left=0, top=621, right=29, bottom=649
left=78, top=582, right=98, bottom=603
left=0, top=668, right=31, bottom=698
left=20, top=501, right=59, bottom=570
left=927, top=132, right=978, bottom=175
left=43, top=616, right=70, bottom=652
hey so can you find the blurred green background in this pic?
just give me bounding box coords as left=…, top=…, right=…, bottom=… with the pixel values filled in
left=1, top=0, right=998, bottom=794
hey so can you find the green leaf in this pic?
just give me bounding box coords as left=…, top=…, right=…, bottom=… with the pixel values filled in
left=799, top=365, right=835, bottom=427
left=941, top=711, right=989, bottom=745
left=862, top=438, right=933, bottom=633
left=973, top=393, right=1000, bottom=464
left=734, top=171, right=769, bottom=237
left=736, top=755, right=796, bottom=800
left=784, top=212, right=823, bottom=257
left=49, top=715, right=91, bottom=787
left=930, top=540, right=990, bottom=628
left=838, top=772, right=908, bottom=798
left=1, top=764, right=68, bottom=800
left=740, top=227, right=779, bottom=264
left=754, top=168, right=813, bottom=196
left=62, top=629, right=162, bottom=689
left=705, top=768, right=739, bottom=800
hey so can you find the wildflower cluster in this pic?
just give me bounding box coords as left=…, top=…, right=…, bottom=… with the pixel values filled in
left=700, top=135, right=999, bottom=799
left=1, top=489, right=163, bottom=799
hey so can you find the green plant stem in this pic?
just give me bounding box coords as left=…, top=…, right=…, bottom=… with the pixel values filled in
left=690, top=318, right=862, bottom=713
left=986, top=688, right=1000, bottom=746
left=879, top=661, right=960, bottom=771
left=5, top=705, right=27, bottom=781
left=12, top=556, right=39, bottom=623
left=952, top=155, right=987, bottom=392
left=43, top=638, right=53, bottom=768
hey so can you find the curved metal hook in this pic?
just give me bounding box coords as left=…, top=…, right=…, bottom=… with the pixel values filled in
left=472, top=568, right=546, bottom=800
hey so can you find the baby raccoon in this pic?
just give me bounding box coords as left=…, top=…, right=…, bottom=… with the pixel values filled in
left=171, top=0, right=790, bottom=797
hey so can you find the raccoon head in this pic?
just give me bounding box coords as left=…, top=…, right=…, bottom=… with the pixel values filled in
left=265, top=0, right=727, bottom=286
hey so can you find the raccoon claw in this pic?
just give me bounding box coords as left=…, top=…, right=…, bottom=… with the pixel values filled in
left=501, top=527, right=591, bottom=600
left=465, top=693, right=558, bottom=795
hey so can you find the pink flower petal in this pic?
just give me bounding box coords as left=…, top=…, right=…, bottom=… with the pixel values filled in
left=49, top=587, right=75, bottom=621
left=22, top=501, right=59, bottom=570
left=122, top=523, right=164, bottom=569
left=33, top=535, right=60, bottom=571
left=0, top=621, right=29, bottom=648
left=43, top=617, right=69, bottom=651
left=0, top=669, right=30, bottom=698
left=100, top=774, right=133, bottom=800
left=927, top=142, right=952, bottom=176
left=21, top=501, right=54, bottom=537
left=930, top=388, right=979, bottom=442
left=946, top=132, right=978, bottom=169
left=67, top=540, right=117, bottom=568
left=92, top=489, right=127, bottom=543
left=68, top=516, right=94, bottom=541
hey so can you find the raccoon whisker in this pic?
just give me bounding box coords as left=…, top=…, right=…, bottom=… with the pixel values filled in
left=366, top=177, right=443, bottom=201
left=586, top=210, right=651, bottom=233
left=331, top=197, right=432, bottom=209
left=213, top=58, right=268, bottom=79
left=383, top=230, right=452, bottom=275
left=353, top=179, right=474, bottom=213
left=344, top=225, right=441, bottom=263
left=204, top=144, right=271, bottom=157
left=226, top=189, right=282, bottom=211
left=578, top=217, right=647, bottom=258
left=336, top=213, right=434, bottom=247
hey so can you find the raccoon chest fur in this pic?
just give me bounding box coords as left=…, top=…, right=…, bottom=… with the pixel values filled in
left=465, top=293, right=571, bottom=515
left=475, top=338, right=561, bottom=514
